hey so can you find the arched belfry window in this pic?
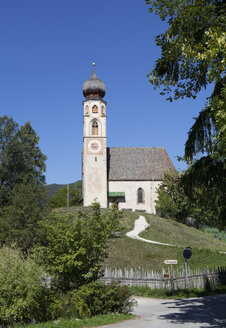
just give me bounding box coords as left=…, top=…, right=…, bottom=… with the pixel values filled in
left=137, top=188, right=144, bottom=204
left=92, top=120, right=98, bottom=135
left=92, top=105, right=98, bottom=113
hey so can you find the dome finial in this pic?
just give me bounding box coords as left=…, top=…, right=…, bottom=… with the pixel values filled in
left=83, top=63, right=105, bottom=99
left=92, top=61, right=96, bottom=77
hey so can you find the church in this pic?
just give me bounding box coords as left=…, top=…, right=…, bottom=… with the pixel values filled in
left=82, top=64, right=175, bottom=213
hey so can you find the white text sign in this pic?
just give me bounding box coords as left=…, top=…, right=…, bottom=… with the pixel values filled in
left=164, top=260, right=178, bottom=265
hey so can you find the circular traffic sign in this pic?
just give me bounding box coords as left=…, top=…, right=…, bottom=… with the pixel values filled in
left=183, top=247, right=192, bottom=260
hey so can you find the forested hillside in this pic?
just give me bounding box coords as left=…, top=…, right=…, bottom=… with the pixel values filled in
left=46, top=180, right=82, bottom=198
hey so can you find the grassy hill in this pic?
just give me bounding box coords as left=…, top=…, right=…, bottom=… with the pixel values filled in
left=53, top=207, right=226, bottom=272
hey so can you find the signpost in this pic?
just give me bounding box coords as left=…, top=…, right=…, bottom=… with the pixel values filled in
left=183, top=247, right=192, bottom=288
left=164, top=260, right=178, bottom=265
left=164, top=260, right=178, bottom=292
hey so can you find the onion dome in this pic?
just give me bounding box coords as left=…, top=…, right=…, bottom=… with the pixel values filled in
left=83, top=63, right=106, bottom=99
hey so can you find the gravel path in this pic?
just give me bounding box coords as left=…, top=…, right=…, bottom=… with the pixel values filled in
left=97, top=295, right=226, bottom=328
left=126, top=215, right=178, bottom=247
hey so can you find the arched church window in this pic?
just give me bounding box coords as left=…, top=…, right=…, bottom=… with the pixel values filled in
left=101, top=105, right=105, bottom=116
left=137, top=188, right=144, bottom=204
left=84, top=105, right=89, bottom=115
left=92, top=120, right=98, bottom=135
left=92, top=105, right=98, bottom=113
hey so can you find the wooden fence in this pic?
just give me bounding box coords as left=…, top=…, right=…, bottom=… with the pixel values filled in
left=101, top=267, right=226, bottom=290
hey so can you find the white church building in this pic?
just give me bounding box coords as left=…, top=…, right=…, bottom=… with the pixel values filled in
left=82, top=64, right=175, bottom=213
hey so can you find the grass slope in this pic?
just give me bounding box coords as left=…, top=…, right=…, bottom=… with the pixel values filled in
left=130, top=285, right=226, bottom=299
left=201, top=227, right=226, bottom=244
left=54, top=207, right=226, bottom=271
left=19, top=313, right=134, bottom=328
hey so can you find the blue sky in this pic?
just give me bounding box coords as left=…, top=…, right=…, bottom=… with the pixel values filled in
left=0, top=0, right=209, bottom=184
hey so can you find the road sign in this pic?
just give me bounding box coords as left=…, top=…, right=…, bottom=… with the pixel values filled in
left=164, top=260, right=177, bottom=292
left=183, top=247, right=192, bottom=288
left=183, top=247, right=192, bottom=260
left=164, top=260, right=178, bottom=265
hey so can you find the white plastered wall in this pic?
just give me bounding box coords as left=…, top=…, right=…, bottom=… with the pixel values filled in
left=82, top=99, right=108, bottom=208
left=108, top=180, right=161, bottom=213
left=83, top=100, right=106, bottom=137
left=83, top=140, right=107, bottom=207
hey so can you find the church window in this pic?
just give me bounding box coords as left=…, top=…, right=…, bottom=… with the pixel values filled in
left=92, top=121, right=98, bottom=135
left=101, top=105, right=105, bottom=116
left=85, top=105, right=89, bottom=115
left=137, top=188, right=144, bottom=204
left=92, top=105, right=98, bottom=113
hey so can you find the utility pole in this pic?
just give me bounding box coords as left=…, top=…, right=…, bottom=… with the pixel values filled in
left=67, top=183, right=69, bottom=208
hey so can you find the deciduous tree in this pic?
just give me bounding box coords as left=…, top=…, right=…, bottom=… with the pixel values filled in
left=156, top=170, right=190, bottom=222
left=156, top=170, right=215, bottom=227
left=0, top=116, right=47, bottom=249
left=145, top=0, right=225, bottom=228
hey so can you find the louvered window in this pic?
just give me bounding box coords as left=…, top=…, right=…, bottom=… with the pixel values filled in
left=92, top=121, right=98, bottom=135
left=92, top=105, right=98, bottom=113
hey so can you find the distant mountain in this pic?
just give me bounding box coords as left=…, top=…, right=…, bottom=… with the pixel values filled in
left=46, top=180, right=82, bottom=198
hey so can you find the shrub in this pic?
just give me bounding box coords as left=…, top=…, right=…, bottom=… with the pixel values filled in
left=52, top=281, right=135, bottom=319
left=0, top=246, right=53, bottom=326
left=36, top=202, right=121, bottom=293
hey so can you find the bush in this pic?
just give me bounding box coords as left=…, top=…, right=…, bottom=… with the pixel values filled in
left=36, top=203, right=121, bottom=292
left=52, top=281, right=135, bottom=319
left=0, top=246, right=53, bottom=326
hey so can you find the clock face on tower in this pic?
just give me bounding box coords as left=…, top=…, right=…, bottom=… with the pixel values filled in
left=88, top=140, right=101, bottom=153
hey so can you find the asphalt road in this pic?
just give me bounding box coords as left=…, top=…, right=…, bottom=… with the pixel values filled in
left=99, top=295, right=226, bottom=328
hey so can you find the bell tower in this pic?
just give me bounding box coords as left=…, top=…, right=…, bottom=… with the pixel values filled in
left=82, top=63, right=108, bottom=207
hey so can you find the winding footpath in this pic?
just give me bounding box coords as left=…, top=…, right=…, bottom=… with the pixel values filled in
left=125, top=215, right=178, bottom=247
left=125, top=216, right=226, bottom=254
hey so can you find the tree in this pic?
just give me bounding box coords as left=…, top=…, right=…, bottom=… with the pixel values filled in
left=156, top=170, right=215, bottom=227
left=0, top=116, right=46, bottom=205
left=145, top=0, right=225, bottom=228
left=0, top=116, right=48, bottom=249
left=1, top=177, right=48, bottom=250
left=156, top=170, right=190, bottom=222
left=36, top=203, right=121, bottom=293
left=48, top=181, right=82, bottom=208
left=182, top=157, right=225, bottom=228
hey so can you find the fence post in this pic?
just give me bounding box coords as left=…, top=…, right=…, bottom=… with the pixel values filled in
left=170, top=264, right=174, bottom=292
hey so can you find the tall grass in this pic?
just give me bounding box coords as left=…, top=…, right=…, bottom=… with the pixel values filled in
left=17, top=314, right=134, bottom=328
left=130, top=285, right=226, bottom=299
